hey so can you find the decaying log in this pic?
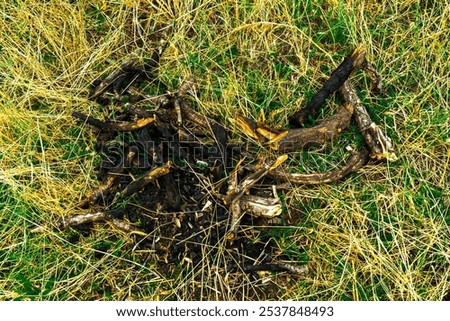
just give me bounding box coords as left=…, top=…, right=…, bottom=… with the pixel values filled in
left=340, top=80, right=396, bottom=161
left=289, top=46, right=366, bottom=127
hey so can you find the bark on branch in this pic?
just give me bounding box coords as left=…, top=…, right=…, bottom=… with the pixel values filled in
left=72, top=112, right=155, bottom=132
left=289, top=46, right=366, bottom=127
left=264, top=147, right=369, bottom=184
left=340, top=80, right=396, bottom=161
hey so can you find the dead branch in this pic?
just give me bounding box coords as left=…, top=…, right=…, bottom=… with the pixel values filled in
left=277, top=103, right=354, bottom=152
left=226, top=156, right=287, bottom=239
left=89, top=59, right=139, bottom=100
left=109, top=218, right=137, bottom=233
left=234, top=102, right=354, bottom=153
left=78, top=149, right=137, bottom=208
left=243, top=262, right=308, bottom=274
left=53, top=43, right=394, bottom=281
left=340, top=80, right=396, bottom=161
left=178, top=98, right=228, bottom=171
left=289, top=46, right=367, bottom=127
left=264, top=147, right=369, bottom=184
left=117, top=162, right=171, bottom=198
left=89, top=44, right=167, bottom=100
left=224, top=155, right=288, bottom=205
left=363, top=61, right=384, bottom=94
left=72, top=112, right=155, bottom=132
left=56, top=212, right=109, bottom=229
left=240, top=191, right=282, bottom=218
left=226, top=164, right=242, bottom=240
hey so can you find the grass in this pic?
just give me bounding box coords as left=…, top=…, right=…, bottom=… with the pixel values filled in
left=1, top=0, right=449, bottom=300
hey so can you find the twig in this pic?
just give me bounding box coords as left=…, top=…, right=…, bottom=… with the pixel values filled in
left=226, top=156, right=287, bottom=240
left=30, top=207, right=124, bottom=232
left=243, top=262, right=308, bottom=274
left=239, top=187, right=282, bottom=218
left=224, top=155, right=288, bottom=205
left=78, top=149, right=137, bottom=208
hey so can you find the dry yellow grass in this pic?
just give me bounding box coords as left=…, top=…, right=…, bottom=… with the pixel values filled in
left=0, top=0, right=449, bottom=300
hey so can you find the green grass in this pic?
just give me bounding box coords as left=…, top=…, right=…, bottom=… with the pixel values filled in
left=1, top=0, right=449, bottom=300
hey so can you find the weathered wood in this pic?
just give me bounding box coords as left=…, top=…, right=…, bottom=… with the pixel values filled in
left=265, top=147, right=369, bottom=184
left=239, top=193, right=282, bottom=218
left=33, top=207, right=125, bottom=231
left=289, top=46, right=367, bottom=127
left=340, top=80, right=396, bottom=161
left=118, top=162, right=171, bottom=198
left=277, top=103, right=354, bottom=152
left=224, top=155, right=288, bottom=205
left=225, top=156, right=287, bottom=240
left=72, top=112, right=154, bottom=132
left=243, top=262, right=308, bottom=274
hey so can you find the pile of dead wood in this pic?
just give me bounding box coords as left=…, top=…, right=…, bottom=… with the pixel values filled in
left=32, top=44, right=395, bottom=279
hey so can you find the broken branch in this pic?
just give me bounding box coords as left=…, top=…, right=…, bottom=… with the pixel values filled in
left=289, top=46, right=366, bottom=127
left=340, top=80, right=396, bottom=161
left=277, top=103, right=354, bottom=152
left=117, top=162, right=171, bottom=198
left=264, top=147, right=369, bottom=184
left=78, top=149, right=137, bottom=208
left=72, top=112, right=154, bottom=132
